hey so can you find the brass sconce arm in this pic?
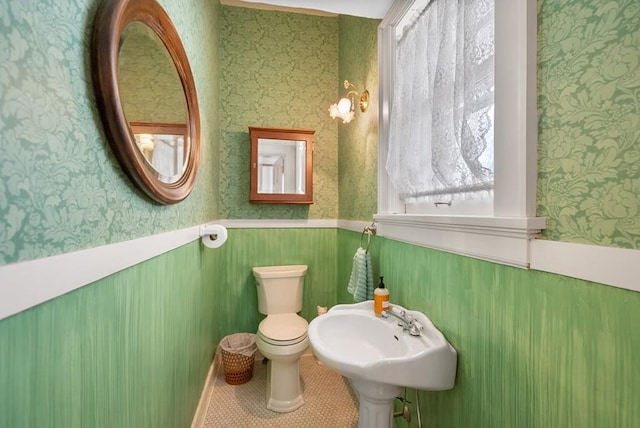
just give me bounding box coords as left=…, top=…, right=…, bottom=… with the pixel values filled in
left=329, top=80, right=369, bottom=124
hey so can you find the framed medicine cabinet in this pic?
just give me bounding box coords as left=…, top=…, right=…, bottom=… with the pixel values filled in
left=249, top=127, right=314, bottom=204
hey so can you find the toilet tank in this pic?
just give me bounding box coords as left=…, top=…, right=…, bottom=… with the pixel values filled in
left=252, top=265, right=308, bottom=315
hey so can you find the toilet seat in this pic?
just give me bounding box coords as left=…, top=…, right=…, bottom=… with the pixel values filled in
left=258, top=314, right=308, bottom=346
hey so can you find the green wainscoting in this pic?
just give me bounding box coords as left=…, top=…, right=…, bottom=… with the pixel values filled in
left=337, top=230, right=640, bottom=427
left=0, top=228, right=338, bottom=428
left=2, top=230, right=638, bottom=427
left=337, top=227, right=382, bottom=303
left=212, top=228, right=338, bottom=346
left=0, top=242, right=217, bottom=428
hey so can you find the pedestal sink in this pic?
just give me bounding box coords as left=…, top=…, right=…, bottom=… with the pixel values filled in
left=308, top=301, right=457, bottom=428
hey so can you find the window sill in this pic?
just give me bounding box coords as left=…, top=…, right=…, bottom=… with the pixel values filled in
left=374, top=214, right=546, bottom=268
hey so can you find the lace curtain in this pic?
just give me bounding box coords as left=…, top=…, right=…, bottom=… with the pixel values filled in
left=386, top=0, right=495, bottom=203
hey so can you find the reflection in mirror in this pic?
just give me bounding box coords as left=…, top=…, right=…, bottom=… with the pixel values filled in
left=257, top=139, right=306, bottom=194
left=118, top=22, right=188, bottom=184
left=131, top=122, right=187, bottom=183
left=250, top=127, right=314, bottom=204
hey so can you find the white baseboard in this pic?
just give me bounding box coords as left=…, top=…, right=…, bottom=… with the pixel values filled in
left=190, top=350, right=219, bottom=428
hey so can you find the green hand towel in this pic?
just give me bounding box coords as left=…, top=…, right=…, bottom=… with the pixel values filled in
left=348, top=247, right=374, bottom=302
left=348, top=247, right=367, bottom=302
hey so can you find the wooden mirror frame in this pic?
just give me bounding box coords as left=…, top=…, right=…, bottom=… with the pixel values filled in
left=92, top=0, right=200, bottom=204
left=249, top=127, right=314, bottom=204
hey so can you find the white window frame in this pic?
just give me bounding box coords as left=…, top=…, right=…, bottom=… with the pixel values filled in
left=376, top=0, right=545, bottom=268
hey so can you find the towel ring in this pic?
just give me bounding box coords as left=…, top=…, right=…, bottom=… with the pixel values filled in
left=360, top=223, right=376, bottom=252
left=360, top=229, right=371, bottom=251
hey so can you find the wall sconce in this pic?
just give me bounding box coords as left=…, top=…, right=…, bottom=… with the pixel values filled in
left=328, top=80, right=369, bottom=124
left=136, top=133, right=155, bottom=151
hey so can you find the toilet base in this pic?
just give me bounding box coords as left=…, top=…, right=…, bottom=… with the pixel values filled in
left=257, top=336, right=308, bottom=413
left=265, top=358, right=304, bottom=412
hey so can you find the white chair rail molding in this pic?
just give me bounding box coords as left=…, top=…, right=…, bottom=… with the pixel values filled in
left=0, top=222, right=228, bottom=320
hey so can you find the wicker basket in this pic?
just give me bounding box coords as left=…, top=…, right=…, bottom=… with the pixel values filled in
left=219, top=333, right=257, bottom=385
left=220, top=348, right=255, bottom=385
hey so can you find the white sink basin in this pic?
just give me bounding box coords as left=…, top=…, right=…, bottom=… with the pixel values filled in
left=308, top=301, right=457, bottom=390
left=308, top=301, right=457, bottom=428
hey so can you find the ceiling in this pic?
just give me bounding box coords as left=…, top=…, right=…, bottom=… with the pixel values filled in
left=223, top=0, right=395, bottom=19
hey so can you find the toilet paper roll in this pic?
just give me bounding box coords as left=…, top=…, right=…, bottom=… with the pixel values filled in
left=200, top=224, right=228, bottom=249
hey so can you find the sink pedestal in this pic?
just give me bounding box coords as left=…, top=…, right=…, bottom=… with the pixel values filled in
left=351, top=379, right=401, bottom=428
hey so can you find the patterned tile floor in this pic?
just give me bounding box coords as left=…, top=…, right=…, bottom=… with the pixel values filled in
left=194, top=353, right=359, bottom=427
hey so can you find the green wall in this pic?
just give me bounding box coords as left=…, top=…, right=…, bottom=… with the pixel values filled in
left=0, top=0, right=220, bottom=267
left=1, top=1, right=640, bottom=427
left=0, top=228, right=338, bottom=427
left=0, top=0, right=221, bottom=426
left=118, top=22, right=186, bottom=124
left=0, top=242, right=218, bottom=428
left=335, top=0, right=640, bottom=248
left=212, top=228, right=338, bottom=346
left=337, top=15, right=380, bottom=221
left=537, top=0, right=640, bottom=248
left=333, top=1, right=640, bottom=426
left=219, top=6, right=339, bottom=219
left=338, top=230, right=640, bottom=428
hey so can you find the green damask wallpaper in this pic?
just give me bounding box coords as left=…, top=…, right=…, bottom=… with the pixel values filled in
left=219, top=6, right=339, bottom=219
left=537, top=0, right=640, bottom=248
left=118, top=22, right=186, bottom=123
left=0, top=0, right=219, bottom=266
left=337, top=16, right=380, bottom=221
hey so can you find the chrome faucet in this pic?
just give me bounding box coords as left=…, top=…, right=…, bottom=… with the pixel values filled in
left=381, top=307, right=423, bottom=336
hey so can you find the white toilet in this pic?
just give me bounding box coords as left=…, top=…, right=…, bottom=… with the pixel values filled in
left=252, top=265, right=309, bottom=413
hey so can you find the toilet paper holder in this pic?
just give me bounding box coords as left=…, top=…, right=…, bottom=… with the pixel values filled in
left=199, top=224, right=228, bottom=249
left=200, top=226, right=218, bottom=240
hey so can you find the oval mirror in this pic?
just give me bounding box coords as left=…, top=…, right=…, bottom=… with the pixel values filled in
left=92, top=0, right=200, bottom=204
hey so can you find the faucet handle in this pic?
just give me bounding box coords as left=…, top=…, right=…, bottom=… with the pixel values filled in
left=389, top=306, right=407, bottom=318
left=409, top=321, right=423, bottom=336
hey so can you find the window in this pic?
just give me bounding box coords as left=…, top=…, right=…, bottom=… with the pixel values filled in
left=387, top=0, right=495, bottom=213
left=376, top=0, right=545, bottom=268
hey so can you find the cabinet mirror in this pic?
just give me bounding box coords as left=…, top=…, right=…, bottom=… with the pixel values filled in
left=249, top=127, right=314, bottom=204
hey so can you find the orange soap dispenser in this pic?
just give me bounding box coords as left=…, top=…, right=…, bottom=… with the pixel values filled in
left=374, top=276, right=390, bottom=316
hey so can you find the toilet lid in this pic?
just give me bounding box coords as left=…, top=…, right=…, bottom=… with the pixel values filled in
left=258, top=314, right=308, bottom=344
